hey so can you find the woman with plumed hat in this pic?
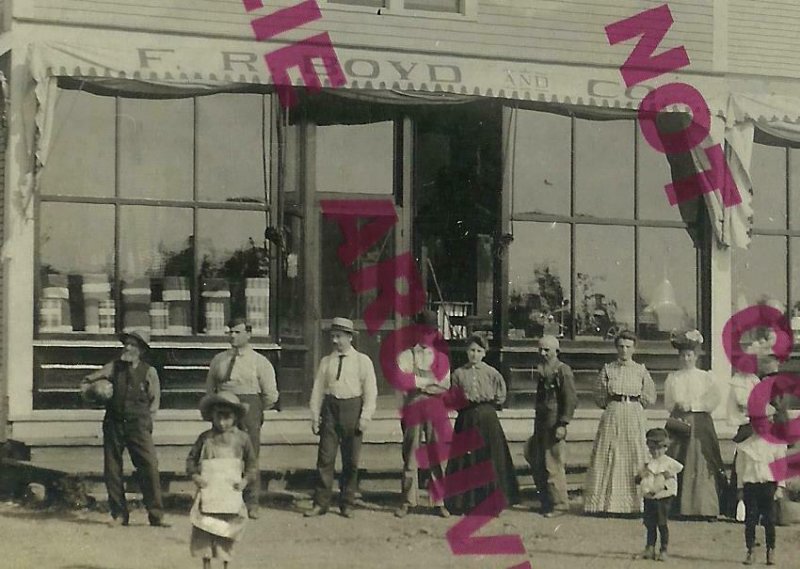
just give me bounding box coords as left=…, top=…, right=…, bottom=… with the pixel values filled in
left=444, top=334, right=520, bottom=515
left=663, top=329, right=725, bottom=518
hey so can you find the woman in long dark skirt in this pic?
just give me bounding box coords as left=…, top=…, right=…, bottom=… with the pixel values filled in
left=664, top=329, right=725, bottom=519
left=444, top=334, right=520, bottom=515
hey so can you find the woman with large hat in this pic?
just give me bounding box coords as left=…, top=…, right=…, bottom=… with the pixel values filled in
left=81, top=328, right=169, bottom=527
left=663, top=329, right=725, bottom=518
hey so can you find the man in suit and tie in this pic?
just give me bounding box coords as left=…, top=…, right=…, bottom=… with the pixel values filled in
left=305, top=317, right=378, bottom=519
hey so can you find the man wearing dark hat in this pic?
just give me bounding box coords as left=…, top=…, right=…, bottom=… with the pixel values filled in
left=82, top=329, right=169, bottom=527
left=306, top=317, right=378, bottom=518
left=205, top=316, right=279, bottom=519
left=394, top=310, right=451, bottom=518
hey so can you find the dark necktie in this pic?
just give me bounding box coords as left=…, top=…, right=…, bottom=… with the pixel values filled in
left=219, top=351, right=238, bottom=391
left=335, top=354, right=345, bottom=381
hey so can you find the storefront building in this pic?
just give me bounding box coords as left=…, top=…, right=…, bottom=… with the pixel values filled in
left=1, top=1, right=799, bottom=454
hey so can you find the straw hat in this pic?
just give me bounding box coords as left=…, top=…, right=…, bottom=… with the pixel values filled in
left=330, top=317, right=356, bottom=334
left=199, top=391, right=249, bottom=421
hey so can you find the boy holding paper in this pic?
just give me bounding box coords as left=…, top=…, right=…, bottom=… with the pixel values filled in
left=187, top=392, right=258, bottom=569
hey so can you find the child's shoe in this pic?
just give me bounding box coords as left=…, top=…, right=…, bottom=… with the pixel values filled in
left=766, top=548, right=775, bottom=566
left=637, top=546, right=656, bottom=560
left=743, top=550, right=754, bottom=565
left=656, top=549, right=668, bottom=562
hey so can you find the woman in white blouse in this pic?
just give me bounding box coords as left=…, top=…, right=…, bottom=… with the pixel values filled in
left=664, top=329, right=725, bottom=518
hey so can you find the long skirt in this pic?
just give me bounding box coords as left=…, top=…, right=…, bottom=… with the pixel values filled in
left=583, top=401, right=648, bottom=514
left=667, top=411, right=725, bottom=517
left=444, top=402, right=520, bottom=515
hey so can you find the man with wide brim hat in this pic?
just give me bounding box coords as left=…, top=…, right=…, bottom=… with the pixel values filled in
left=119, top=329, right=151, bottom=351
left=82, top=326, right=169, bottom=528
left=306, top=316, right=377, bottom=519
left=199, top=391, right=250, bottom=422
left=394, top=310, right=451, bottom=518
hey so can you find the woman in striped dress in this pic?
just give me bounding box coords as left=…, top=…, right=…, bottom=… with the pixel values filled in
left=583, top=330, right=657, bottom=514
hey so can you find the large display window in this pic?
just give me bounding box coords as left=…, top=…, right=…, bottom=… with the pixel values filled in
left=36, top=89, right=275, bottom=340
left=507, top=110, right=700, bottom=341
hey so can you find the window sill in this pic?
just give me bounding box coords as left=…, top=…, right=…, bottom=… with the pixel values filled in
left=33, top=337, right=281, bottom=350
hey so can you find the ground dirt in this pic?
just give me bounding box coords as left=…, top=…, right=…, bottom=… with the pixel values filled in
left=3, top=497, right=799, bottom=569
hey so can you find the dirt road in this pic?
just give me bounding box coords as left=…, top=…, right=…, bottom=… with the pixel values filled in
left=3, top=498, right=799, bottom=569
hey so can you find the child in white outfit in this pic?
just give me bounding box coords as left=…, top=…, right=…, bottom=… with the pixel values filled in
left=187, top=392, right=258, bottom=569
left=636, top=428, right=683, bottom=561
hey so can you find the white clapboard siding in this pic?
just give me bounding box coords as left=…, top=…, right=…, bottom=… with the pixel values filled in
left=24, top=0, right=714, bottom=70
left=729, top=0, right=800, bottom=78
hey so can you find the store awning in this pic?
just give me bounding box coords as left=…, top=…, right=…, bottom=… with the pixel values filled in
left=29, top=41, right=727, bottom=113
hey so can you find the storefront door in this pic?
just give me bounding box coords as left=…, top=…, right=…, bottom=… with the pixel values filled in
left=308, top=109, right=412, bottom=400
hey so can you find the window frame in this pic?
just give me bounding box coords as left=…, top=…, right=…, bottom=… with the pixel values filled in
left=505, top=113, right=703, bottom=344
left=732, top=139, right=800, bottom=322
left=322, top=0, right=477, bottom=20
left=34, top=90, right=278, bottom=344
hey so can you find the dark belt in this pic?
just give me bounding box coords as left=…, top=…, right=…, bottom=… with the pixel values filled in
left=610, top=394, right=640, bottom=403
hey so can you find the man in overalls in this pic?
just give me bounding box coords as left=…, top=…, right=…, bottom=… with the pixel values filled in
left=525, top=335, right=577, bottom=517
left=83, top=329, right=169, bottom=527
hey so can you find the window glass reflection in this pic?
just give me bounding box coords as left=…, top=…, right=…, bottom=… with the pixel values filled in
left=732, top=234, right=787, bottom=312
left=198, top=210, right=271, bottom=336
left=750, top=144, right=787, bottom=230
left=512, top=111, right=570, bottom=216
left=39, top=203, right=115, bottom=333
left=120, top=206, right=194, bottom=335
left=638, top=227, right=697, bottom=340
left=320, top=216, right=395, bottom=321
left=637, top=122, right=681, bottom=221
left=119, top=98, right=193, bottom=200
left=39, top=90, right=115, bottom=198
left=508, top=222, right=571, bottom=339
left=575, top=119, right=634, bottom=219
left=197, top=94, right=266, bottom=203
left=575, top=225, right=634, bottom=338
left=316, top=122, right=394, bottom=193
